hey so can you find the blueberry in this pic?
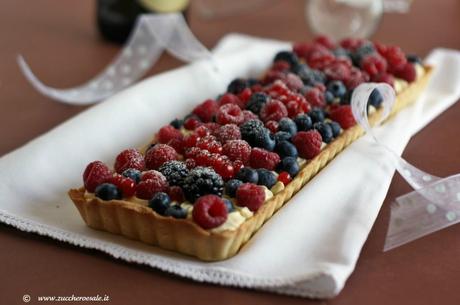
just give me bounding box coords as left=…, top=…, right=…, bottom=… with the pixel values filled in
left=95, top=183, right=121, bottom=201
left=368, top=89, right=383, bottom=108
left=258, top=130, right=276, bottom=151
left=309, top=108, right=326, bottom=123
left=274, top=51, right=299, bottom=68
left=236, top=167, right=259, bottom=184
left=351, top=43, right=375, bottom=66
left=294, top=64, right=326, bottom=85
left=225, top=179, right=243, bottom=197
left=164, top=204, right=187, bottom=219
left=328, top=121, right=341, bottom=138
left=406, top=54, right=422, bottom=64
left=122, top=168, right=141, bottom=183
left=223, top=198, right=235, bottom=212
left=170, top=118, right=183, bottom=129
left=148, top=192, right=171, bottom=215
left=246, top=92, right=268, bottom=114
left=256, top=169, right=277, bottom=189
left=278, top=118, right=297, bottom=137
left=340, top=89, right=353, bottom=105
left=327, top=80, right=347, bottom=98
left=325, top=91, right=335, bottom=104
left=227, top=78, right=248, bottom=94
left=275, top=141, right=298, bottom=158
left=333, top=47, right=351, bottom=58
left=314, top=122, right=333, bottom=143
left=278, top=157, right=300, bottom=177
left=274, top=131, right=292, bottom=143
left=247, top=78, right=259, bottom=87
left=294, top=114, right=313, bottom=131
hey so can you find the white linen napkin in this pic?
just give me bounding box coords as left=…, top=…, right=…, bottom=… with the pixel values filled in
left=1, top=34, right=459, bottom=298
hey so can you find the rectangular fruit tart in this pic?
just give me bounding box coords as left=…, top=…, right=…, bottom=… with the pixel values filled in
left=69, top=36, right=433, bottom=261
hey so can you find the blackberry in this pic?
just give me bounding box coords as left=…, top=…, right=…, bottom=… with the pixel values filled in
left=158, top=161, right=189, bottom=186
left=246, top=92, right=269, bottom=114
left=227, top=78, right=248, bottom=94
left=240, top=119, right=265, bottom=145
left=182, top=167, right=224, bottom=202
left=274, top=50, right=300, bottom=68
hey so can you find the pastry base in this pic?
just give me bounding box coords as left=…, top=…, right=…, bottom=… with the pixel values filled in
left=69, top=66, right=433, bottom=261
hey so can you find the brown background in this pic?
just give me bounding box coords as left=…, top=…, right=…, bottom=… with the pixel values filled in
left=1, top=0, right=460, bottom=304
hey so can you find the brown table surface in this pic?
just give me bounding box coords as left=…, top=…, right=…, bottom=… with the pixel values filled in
left=1, top=0, right=460, bottom=304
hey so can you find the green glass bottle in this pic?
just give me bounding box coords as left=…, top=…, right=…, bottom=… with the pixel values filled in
left=97, top=0, right=190, bottom=44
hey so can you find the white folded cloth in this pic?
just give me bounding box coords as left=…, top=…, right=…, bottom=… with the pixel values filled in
left=1, top=34, right=459, bottom=298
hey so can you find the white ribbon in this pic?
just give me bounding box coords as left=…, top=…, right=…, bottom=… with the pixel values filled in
left=17, top=13, right=216, bottom=105
left=351, top=83, right=460, bottom=250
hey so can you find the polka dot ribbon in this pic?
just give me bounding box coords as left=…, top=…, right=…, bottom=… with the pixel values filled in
left=351, top=83, right=460, bottom=251
left=17, top=13, right=216, bottom=105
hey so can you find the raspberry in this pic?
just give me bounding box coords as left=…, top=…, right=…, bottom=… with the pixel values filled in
left=371, top=72, right=395, bottom=87
left=216, top=103, right=244, bottom=125
left=83, top=161, right=112, bottom=192
left=168, top=185, right=184, bottom=202
left=136, top=171, right=169, bottom=200
left=218, top=93, right=245, bottom=109
left=306, top=45, right=335, bottom=70
left=249, top=148, right=280, bottom=170
left=215, top=124, right=241, bottom=144
left=114, top=148, right=145, bottom=174
left=242, top=110, right=258, bottom=123
left=329, top=105, right=356, bottom=129
left=185, top=158, right=196, bottom=169
left=272, top=60, right=291, bottom=71
left=145, top=144, right=178, bottom=170
left=323, top=61, right=351, bottom=82
left=183, top=134, right=200, bottom=149
left=214, top=161, right=235, bottom=180
left=233, top=160, right=244, bottom=173
left=267, top=80, right=290, bottom=96
left=394, top=62, right=416, bottom=83
left=157, top=125, right=182, bottom=144
left=265, top=120, right=279, bottom=133
left=304, top=87, right=326, bottom=108
left=340, top=38, right=365, bottom=50
left=284, top=73, right=303, bottom=91
left=236, top=183, right=265, bottom=212
left=183, top=116, right=202, bottom=130
left=193, top=99, right=218, bottom=123
left=293, top=42, right=313, bottom=59
left=262, top=70, right=286, bottom=85
left=383, top=46, right=407, bottom=73
left=314, top=35, right=335, bottom=49
left=194, top=125, right=210, bottom=137
left=204, top=122, right=220, bottom=134
left=238, top=88, right=253, bottom=104
left=167, top=137, right=185, bottom=155
left=292, top=130, right=322, bottom=159
left=192, top=195, right=228, bottom=229
left=222, top=139, right=251, bottom=164
left=374, top=42, right=387, bottom=56
left=194, top=149, right=212, bottom=166
left=107, top=174, right=136, bottom=197
left=278, top=171, right=292, bottom=185
left=360, top=54, right=387, bottom=77
left=345, top=67, right=370, bottom=90
left=196, top=135, right=222, bottom=154
left=260, top=100, right=288, bottom=122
